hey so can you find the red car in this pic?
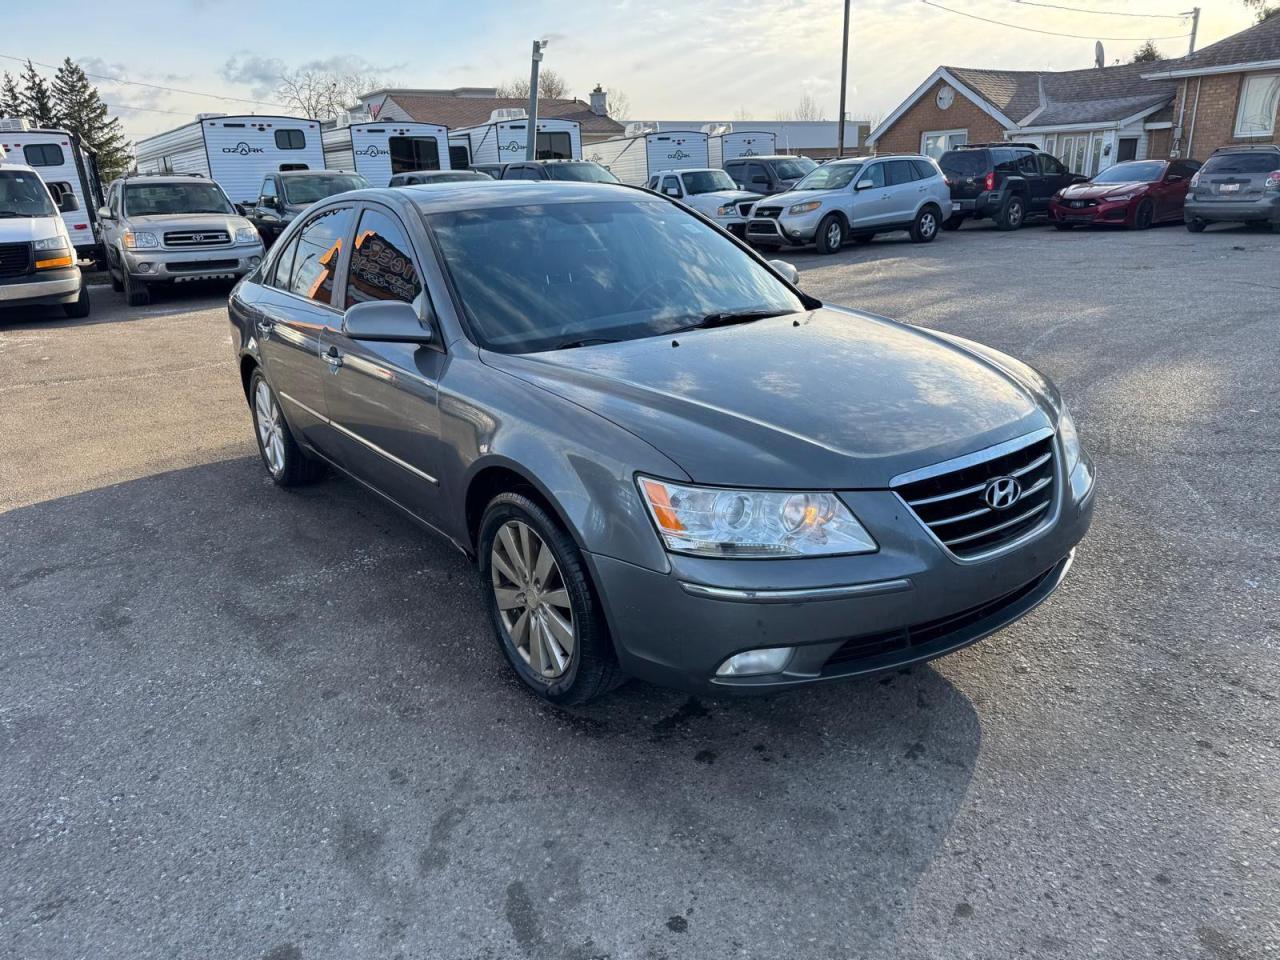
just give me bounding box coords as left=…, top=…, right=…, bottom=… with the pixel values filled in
left=1049, top=158, right=1203, bottom=230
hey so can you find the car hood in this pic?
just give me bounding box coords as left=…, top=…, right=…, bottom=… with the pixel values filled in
left=765, top=188, right=839, bottom=210
left=482, top=307, right=1052, bottom=488
left=1060, top=181, right=1148, bottom=200
left=0, top=215, right=65, bottom=244
left=126, top=213, right=252, bottom=233
left=693, top=189, right=760, bottom=204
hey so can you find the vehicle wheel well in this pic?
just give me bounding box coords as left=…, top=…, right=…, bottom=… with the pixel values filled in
left=466, top=465, right=558, bottom=554
left=239, top=355, right=259, bottom=402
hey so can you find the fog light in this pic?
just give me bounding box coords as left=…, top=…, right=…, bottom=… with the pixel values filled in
left=136, top=262, right=153, bottom=273
left=249, top=256, right=261, bottom=267
left=716, top=646, right=793, bottom=677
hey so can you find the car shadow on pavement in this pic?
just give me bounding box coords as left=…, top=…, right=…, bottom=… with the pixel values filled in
left=1, top=456, right=981, bottom=959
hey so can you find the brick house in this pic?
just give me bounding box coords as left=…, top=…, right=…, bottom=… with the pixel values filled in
left=1140, top=13, right=1280, bottom=160
left=868, top=15, right=1280, bottom=173
left=356, top=87, right=625, bottom=145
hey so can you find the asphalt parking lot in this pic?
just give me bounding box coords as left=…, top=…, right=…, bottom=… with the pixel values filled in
left=2, top=220, right=1277, bottom=960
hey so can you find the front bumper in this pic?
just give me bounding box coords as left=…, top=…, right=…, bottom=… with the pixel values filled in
left=0, top=267, right=82, bottom=307
left=1050, top=198, right=1134, bottom=226
left=589, top=460, right=1095, bottom=695
left=1184, top=195, right=1280, bottom=223
left=746, top=209, right=822, bottom=245
left=122, top=243, right=264, bottom=282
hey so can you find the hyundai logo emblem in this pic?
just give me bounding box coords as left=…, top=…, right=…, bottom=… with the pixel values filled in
left=984, top=476, right=1022, bottom=510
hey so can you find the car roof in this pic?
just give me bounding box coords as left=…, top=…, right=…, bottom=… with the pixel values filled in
left=0, top=161, right=39, bottom=175
left=1208, top=143, right=1280, bottom=154
left=279, top=169, right=358, bottom=177
left=342, top=181, right=652, bottom=215
left=119, top=175, right=218, bottom=185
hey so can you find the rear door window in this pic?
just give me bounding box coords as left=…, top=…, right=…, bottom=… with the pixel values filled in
left=910, top=158, right=938, bottom=180
left=1038, top=153, right=1067, bottom=176
left=1017, top=152, right=1039, bottom=176
left=993, top=149, right=1019, bottom=175
left=885, top=160, right=919, bottom=185
left=288, top=206, right=354, bottom=306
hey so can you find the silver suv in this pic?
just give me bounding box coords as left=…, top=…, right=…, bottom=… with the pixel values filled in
left=99, top=174, right=265, bottom=306
left=1184, top=144, right=1280, bottom=233
left=747, top=155, right=952, bottom=254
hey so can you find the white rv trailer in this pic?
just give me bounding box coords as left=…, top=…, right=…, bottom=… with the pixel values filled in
left=0, top=118, right=105, bottom=262
left=451, top=111, right=582, bottom=167
left=448, top=134, right=473, bottom=170
left=323, top=121, right=451, bottom=184
left=585, top=128, right=710, bottom=186
left=707, top=128, right=778, bottom=168
left=135, top=115, right=324, bottom=205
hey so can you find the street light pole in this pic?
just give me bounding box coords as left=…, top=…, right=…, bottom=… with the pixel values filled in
left=836, top=0, right=851, bottom=157
left=526, top=39, right=548, bottom=161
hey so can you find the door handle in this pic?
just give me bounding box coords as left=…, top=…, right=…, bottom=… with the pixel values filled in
left=880, top=193, right=891, bottom=200
left=257, top=318, right=274, bottom=339
left=322, top=347, right=344, bottom=372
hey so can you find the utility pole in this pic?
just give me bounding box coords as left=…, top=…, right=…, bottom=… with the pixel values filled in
left=526, top=39, right=548, bottom=161
left=836, top=0, right=851, bottom=157
left=1188, top=6, right=1200, bottom=56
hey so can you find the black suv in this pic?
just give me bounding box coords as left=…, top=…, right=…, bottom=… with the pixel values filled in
left=500, top=160, right=619, bottom=183
left=723, top=155, right=818, bottom=195
left=244, top=171, right=368, bottom=246
left=1184, top=144, right=1280, bottom=233
left=940, top=143, right=1085, bottom=230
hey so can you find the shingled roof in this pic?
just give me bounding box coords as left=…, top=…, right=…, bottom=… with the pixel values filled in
left=379, top=93, right=625, bottom=137
left=1141, top=12, right=1280, bottom=77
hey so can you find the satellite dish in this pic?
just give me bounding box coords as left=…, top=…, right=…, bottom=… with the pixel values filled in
left=1095, top=41, right=1105, bottom=68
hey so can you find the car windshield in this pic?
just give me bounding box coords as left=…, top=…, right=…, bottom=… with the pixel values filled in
left=1200, top=152, right=1280, bottom=175
left=282, top=174, right=368, bottom=204
left=0, top=169, right=57, bottom=218
left=428, top=199, right=805, bottom=354
left=546, top=163, right=619, bottom=183
left=125, top=182, right=234, bottom=216
left=792, top=163, right=863, bottom=191
left=682, top=170, right=737, bottom=194
left=772, top=158, right=816, bottom=180
left=939, top=152, right=987, bottom=177
left=1091, top=161, right=1166, bottom=183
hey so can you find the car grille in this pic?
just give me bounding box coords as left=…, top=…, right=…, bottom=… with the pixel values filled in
left=755, top=206, right=782, bottom=219
left=823, top=563, right=1059, bottom=670
left=736, top=200, right=756, bottom=217
left=0, top=242, right=32, bottom=278
left=1067, top=199, right=1098, bottom=209
left=167, top=259, right=239, bottom=273
left=746, top=221, right=782, bottom=236
left=892, top=432, right=1057, bottom=559
left=164, top=230, right=231, bottom=248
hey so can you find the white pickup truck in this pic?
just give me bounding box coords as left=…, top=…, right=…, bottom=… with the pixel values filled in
left=644, top=168, right=762, bottom=238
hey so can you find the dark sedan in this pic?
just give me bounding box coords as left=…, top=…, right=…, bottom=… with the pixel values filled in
left=227, top=183, right=1095, bottom=704
left=1049, top=158, right=1202, bottom=230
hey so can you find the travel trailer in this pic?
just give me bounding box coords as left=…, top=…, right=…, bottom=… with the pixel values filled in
left=323, top=120, right=452, bottom=184
left=585, top=126, right=710, bottom=186
left=0, top=118, right=105, bottom=263
left=450, top=110, right=581, bottom=167
left=706, top=126, right=778, bottom=168
left=134, top=114, right=324, bottom=207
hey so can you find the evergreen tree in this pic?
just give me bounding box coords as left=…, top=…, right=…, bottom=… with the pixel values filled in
left=1130, top=40, right=1163, bottom=64
left=1, top=72, right=21, bottom=118
left=52, top=58, right=131, bottom=180
left=19, top=60, right=58, bottom=128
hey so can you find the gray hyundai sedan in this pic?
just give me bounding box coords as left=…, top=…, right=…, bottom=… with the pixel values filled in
left=228, top=182, right=1095, bottom=704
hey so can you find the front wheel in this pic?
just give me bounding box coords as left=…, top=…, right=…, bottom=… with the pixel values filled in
left=1185, top=218, right=1207, bottom=233
left=996, top=196, right=1025, bottom=231
left=123, top=271, right=150, bottom=307
left=63, top=283, right=90, bottom=319
left=814, top=214, right=845, bottom=254
left=1133, top=200, right=1154, bottom=230
left=910, top=206, right=940, bottom=243
left=249, top=370, right=325, bottom=487
left=479, top=493, right=625, bottom=705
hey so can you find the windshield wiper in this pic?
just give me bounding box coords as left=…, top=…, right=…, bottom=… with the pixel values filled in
left=548, top=336, right=619, bottom=351
left=0, top=211, right=36, bottom=218
left=675, top=309, right=790, bottom=332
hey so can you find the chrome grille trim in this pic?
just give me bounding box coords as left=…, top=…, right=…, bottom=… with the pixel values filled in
left=163, top=230, right=231, bottom=248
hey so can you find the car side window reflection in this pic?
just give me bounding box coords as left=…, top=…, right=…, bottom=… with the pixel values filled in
left=269, top=233, right=300, bottom=290
left=862, top=164, right=886, bottom=188
left=345, top=208, right=424, bottom=309
left=289, top=207, right=354, bottom=306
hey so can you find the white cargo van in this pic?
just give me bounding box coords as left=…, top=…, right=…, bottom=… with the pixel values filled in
left=135, top=114, right=324, bottom=209
left=585, top=128, right=710, bottom=186
left=323, top=121, right=451, bottom=185
left=0, top=157, right=88, bottom=317
left=707, top=129, right=778, bottom=168
left=451, top=110, right=581, bottom=168
left=0, top=118, right=105, bottom=264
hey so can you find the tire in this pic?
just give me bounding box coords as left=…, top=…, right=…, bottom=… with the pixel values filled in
left=1053, top=222, right=1075, bottom=231
left=941, top=215, right=964, bottom=231
left=996, top=195, right=1025, bottom=231
left=479, top=492, right=625, bottom=705
left=62, top=283, right=90, bottom=319
left=909, top=205, right=941, bottom=243
left=1134, top=200, right=1154, bottom=230
left=248, top=369, right=325, bottom=487
left=123, top=271, right=150, bottom=307
left=109, top=267, right=123, bottom=293
left=814, top=213, right=845, bottom=254
left=1272, top=221, right=1280, bottom=235
left=1186, top=218, right=1207, bottom=233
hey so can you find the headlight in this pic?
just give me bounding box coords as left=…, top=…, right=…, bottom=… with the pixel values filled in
left=637, top=477, right=877, bottom=558
left=1104, top=192, right=1137, bottom=202
left=235, top=226, right=260, bottom=244
left=123, top=231, right=159, bottom=249
left=1058, top=406, right=1083, bottom=473
left=788, top=200, right=822, bottom=215
left=715, top=204, right=736, bottom=217
left=33, top=236, right=70, bottom=251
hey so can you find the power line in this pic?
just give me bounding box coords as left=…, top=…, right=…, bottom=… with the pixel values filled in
left=919, top=0, right=1191, bottom=40
left=0, top=53, right=291, bottom=110
left=1006, top=0, right=1191, bottom=19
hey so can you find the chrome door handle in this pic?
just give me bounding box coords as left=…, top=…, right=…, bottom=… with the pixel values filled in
left=322, top=348, right=343, bottom=371
left=257, top=318, right=274, bottom=339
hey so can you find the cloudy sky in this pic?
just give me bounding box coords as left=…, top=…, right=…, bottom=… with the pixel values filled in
left=3, top=0, right=1260, bottom=140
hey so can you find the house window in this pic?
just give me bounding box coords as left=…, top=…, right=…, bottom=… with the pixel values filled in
left=920, top=129, right=967, bottom=159
left=1235, top=74, right=1280, bottom=138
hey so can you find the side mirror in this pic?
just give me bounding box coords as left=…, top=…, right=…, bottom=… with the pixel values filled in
left=234, top=203, right=248, bottom=215
left=769, top=259, right=800, bottom=285
left=664, top=187, right=681, bottom=197
left=855, top=179, right=875, bottom=191
left=342, top=299, right=435, bottom=344
left=1166, top=175, right=1185, bottom=184
left=59, top=193, right=80, bottom=213
left=97, top=205, right=112, bottom=220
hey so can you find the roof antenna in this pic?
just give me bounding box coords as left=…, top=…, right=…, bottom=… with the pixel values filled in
left=1094, top=41, right=1105, bottom=69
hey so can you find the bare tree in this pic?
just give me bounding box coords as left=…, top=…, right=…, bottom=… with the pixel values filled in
left=1243, top=0, right=1279, bottom=21
left=277, top=68, right=380, bottom=119
left=607, top=89, right=631, bottom=121
left=774, top=92, right=826, bottom=122
left=733, top=106, right=754, bottom=121
left=496, top=68, right=570, bottom=101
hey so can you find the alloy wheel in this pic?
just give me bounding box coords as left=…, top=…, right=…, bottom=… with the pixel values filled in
left=254, top=381, right=285, bottom=475
left=490, top=520, right=575, bottom=680
left=826, top=220, right=843, bottom=249
left=920, top=211, right=937, bottom=238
